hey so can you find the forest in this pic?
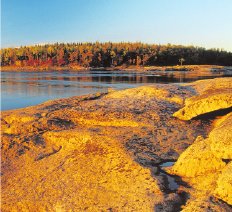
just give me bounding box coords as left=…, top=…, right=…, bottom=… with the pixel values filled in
left=1, top=42, right=232, bottom=68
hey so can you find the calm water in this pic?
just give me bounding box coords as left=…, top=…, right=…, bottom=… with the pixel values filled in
left=1, top=69, right=231, bottom=110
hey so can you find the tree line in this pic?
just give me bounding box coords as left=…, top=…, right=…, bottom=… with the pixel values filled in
left=1, top=42, right=232, bottom=68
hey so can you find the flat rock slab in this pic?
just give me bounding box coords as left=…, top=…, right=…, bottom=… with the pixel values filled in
left=1, top=78, right=231, bottom=211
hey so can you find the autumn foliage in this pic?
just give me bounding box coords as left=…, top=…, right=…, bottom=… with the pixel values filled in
left=1, top=42, right=232, bottom=68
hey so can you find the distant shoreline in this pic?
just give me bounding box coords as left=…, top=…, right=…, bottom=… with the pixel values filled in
left=0, top=65, right=225, bottom=72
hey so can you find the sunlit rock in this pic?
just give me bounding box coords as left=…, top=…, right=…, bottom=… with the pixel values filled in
left=1, top=77, right=231, bottom=211
left=170, top=98, right=232, bottom=208
left=209, top=112, right=232, bottom=159
left=189, top=77, right=232, bottom=95
left=170, top=136, right=226, bottom=177
left=173, top=92, right=232, bottom=120
left=214, top=162, right=232, bottom=205
left=173, top=78, right=232, bottom=120
left=105, top=85, right=183, bottom=104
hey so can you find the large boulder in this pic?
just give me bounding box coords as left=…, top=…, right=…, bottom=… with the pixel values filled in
left=173, top=78, right=232, bottom=120
left=173, top=91, right=232, bottom=120
left=171, top=102, right=232, bottom=207
left=209, top=112, right=232, bottom=159
left=169, top=136, right=226, bottom=177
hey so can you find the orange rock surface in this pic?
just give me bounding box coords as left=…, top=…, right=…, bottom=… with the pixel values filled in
left=169, top=79, right=232, bottom=211
left=1, top=78, right=232, bottom=211
left=173, top=78, right=232, bottom=120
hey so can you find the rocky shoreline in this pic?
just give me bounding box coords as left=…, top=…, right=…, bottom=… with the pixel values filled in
left=1, top=78, right=232, bottom=211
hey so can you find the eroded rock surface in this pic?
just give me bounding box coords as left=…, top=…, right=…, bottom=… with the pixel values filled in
left=170, top=136, right=226, bottom=177
left=169, top=111, right=232, bottom=210
left=1, top=78, right=232, bottom=211
left=209, top=113, right=232, bottom=159
left=214, top=162, right=232, bottom=205
left=173, top=78, right=232, bottom=120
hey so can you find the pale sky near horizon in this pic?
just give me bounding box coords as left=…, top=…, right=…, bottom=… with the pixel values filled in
left=1, top=0, right=232, bottom=51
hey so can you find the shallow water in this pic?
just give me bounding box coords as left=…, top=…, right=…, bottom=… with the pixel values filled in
left=158, top=161, right=179, bottom=191
left=159, top=172, right=179, bottom=191
left=1, top=69, right=231, bottom=110
left=160, top=161, right=175, bottom=167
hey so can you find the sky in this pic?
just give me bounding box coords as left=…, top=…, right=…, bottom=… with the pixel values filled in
left=1, top=0, right=232, bottom=51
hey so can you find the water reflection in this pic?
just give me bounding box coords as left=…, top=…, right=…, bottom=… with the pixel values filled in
left=1, top=70, right=231, bottom=110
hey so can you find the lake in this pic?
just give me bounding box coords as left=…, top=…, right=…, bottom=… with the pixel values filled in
left=1, top=69, right=231, bottom=110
